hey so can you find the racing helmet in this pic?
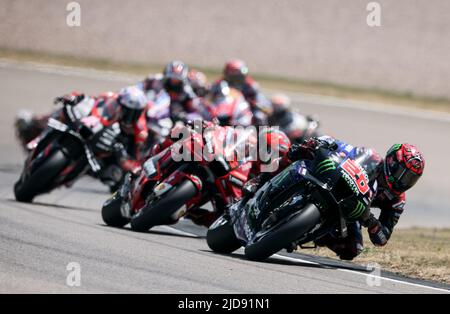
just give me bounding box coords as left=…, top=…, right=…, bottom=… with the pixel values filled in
left=384, top=143, right=425, bottom=193
left=117, top=86, right=148, bottom=126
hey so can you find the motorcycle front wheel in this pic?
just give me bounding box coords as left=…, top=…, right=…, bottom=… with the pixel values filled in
left=130, top=179, right=198, bottom=232
left=244, top=203, right=321, bottom=261
left=101, top=193, right=130, bottom=227
left=206, top=215, right=242, bottom=254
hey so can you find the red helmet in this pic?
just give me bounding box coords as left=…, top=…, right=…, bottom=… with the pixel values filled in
left=223, top=59, right=249, bottom=86
left=384, top=143, right=425, bottom=193
left=261, top=128, right=291, bottom=158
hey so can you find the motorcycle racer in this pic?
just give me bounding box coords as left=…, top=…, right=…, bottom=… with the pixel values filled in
left=243, top=136, right=425, bottom=260
left=213, top=59, right=271, bottom=125
left=89, top=86, right=150, bottom=172
left=161, top=61, right=205, bottom=122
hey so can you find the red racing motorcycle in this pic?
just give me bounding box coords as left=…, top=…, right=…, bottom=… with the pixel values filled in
left=101, top=122, right=258, bottom=232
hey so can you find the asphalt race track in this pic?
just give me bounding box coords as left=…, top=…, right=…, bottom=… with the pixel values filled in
left=0, top=61, right=449, bottom=293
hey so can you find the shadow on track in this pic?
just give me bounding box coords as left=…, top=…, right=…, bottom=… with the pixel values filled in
left=0, top=164, right=22, bottom=174
left=5, top=198, right=98, bottom=212
left=201, top=248, right=375, bottom=273
left=286, top=251, right=370, bottom=272
left=200, top=249, right=332, bottom=270
left=71, top=186, right=110, bottom=195
left=99, top=224, right=204, bottom=239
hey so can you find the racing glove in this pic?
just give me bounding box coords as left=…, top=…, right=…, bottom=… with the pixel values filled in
left=288, top=137, right=339, bottom=161
left=287, top=138, right=319, bottom=161
left=368, top=222, right=389, bottom=246
left=362, top=213, right=389, bottom=246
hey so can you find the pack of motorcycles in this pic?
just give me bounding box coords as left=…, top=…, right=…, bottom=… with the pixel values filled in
left=12, top=70, right=370, bottom=262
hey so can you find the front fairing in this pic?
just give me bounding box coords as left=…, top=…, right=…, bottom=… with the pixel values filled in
left=231, top=161, right=304, bottom=243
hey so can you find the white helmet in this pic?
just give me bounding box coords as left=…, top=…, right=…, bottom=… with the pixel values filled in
left=118, top=86, right=148, bottom=125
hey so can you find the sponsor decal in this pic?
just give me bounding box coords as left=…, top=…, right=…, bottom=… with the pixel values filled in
left=341, top=159, right=370, bottom=194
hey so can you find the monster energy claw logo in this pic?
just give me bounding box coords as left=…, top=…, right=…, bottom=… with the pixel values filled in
left=315, top=158, right=336, bottom=174
left=348, top=200, right=366, bottom=219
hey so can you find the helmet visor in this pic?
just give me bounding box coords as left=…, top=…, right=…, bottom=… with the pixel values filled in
left=389, top=163, right=421, bottom=192
left=225, top=73, right=245, bottom=86
left=120, top=106, right=142, bottom=125
left=164, top=78, right=184, bottom=93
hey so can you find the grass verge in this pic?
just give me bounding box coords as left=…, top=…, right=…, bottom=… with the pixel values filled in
left=1, top=48, right=450, bottom=113
left=302, top=227, right=450, bottom=284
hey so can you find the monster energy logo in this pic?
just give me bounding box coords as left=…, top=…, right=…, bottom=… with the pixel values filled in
left=348, top=200, right=366, bottom=219
left=315, top=158, right=336, bottom=174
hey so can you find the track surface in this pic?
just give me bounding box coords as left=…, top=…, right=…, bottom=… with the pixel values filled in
left=0, top=61, right=449, bottom=293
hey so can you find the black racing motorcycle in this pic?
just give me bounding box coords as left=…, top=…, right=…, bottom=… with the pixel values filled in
left=14, top=98, right=122, bottom=203
left=206, top=147, right=375, bottom=261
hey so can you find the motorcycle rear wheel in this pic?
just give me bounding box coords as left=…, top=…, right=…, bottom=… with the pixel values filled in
left=244, top=203, right=321, bottom=261
left=101, top=193, right=130, bottom=227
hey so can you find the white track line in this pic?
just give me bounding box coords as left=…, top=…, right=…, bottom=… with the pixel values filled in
left=157, top=225, right=200, bottom=238
left=272, top=253, right=320, bottom=265
left=0, top=59, right=139, bottom=83
left=157, top=229, right=450, bottom=293
left=273, top=253, right=449, bottom=293
left=2, top=58, right=450, bottom=122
